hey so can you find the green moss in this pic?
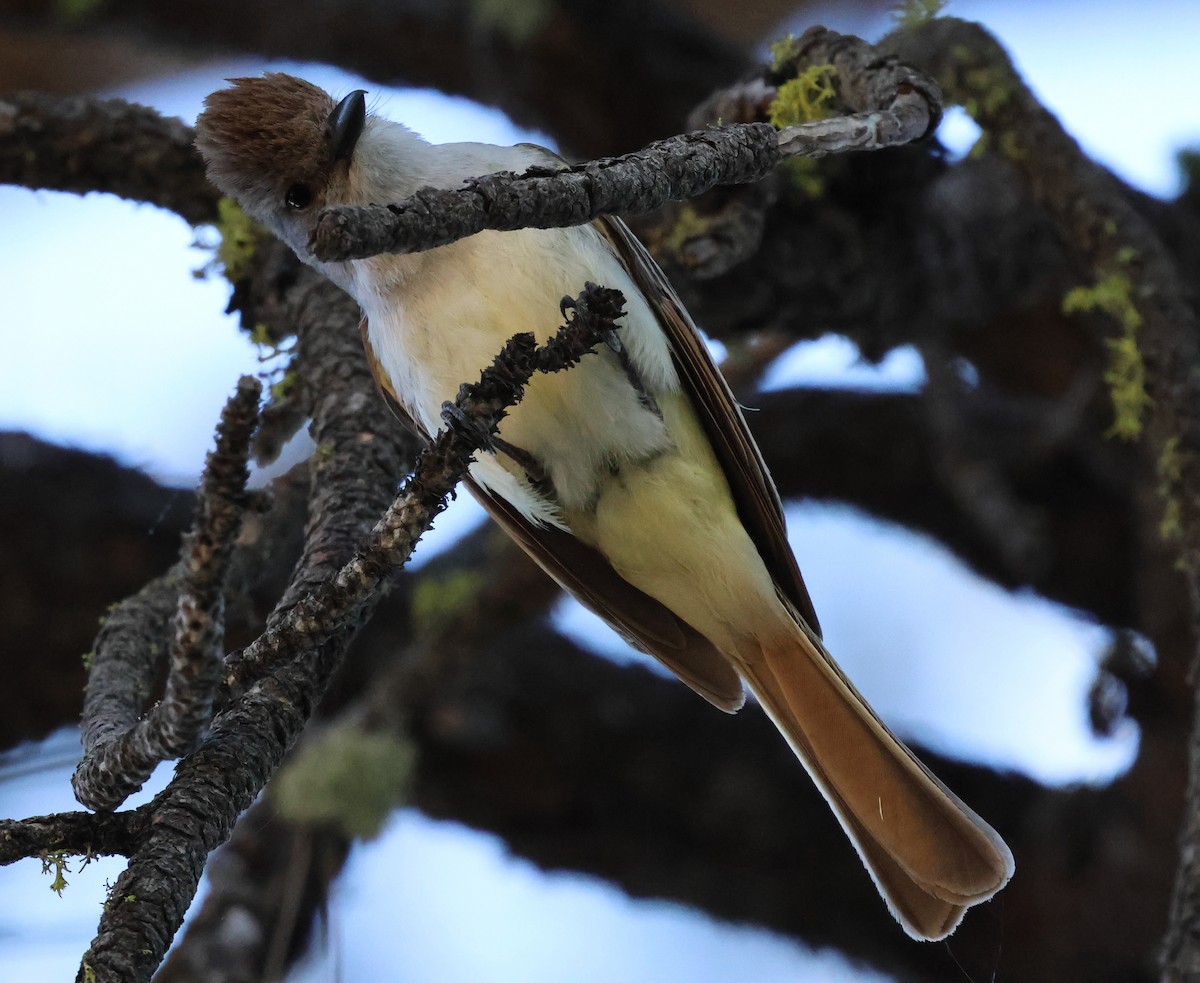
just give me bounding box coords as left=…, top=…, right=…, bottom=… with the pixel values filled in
left=472, top=0, right=553, bottom=44
left=966, top=130, right=990, bottom=159
left=1102, top=336, right=1151, bottom=440
left=939, top=45, right=1020, bottom=161
left=767, top=65, right=838, bottom=128
left=214, top=198, right=268, bottom=283
left=272, top=723, right=416, bottom=841
left=81, top=651, right=94, bottom=671
left=411, top=570, right=485, bottom=634
left=1063, top=271, right=1150, bottom=439
left=892, top=0, right=948, bottom=26
left=1159, top=436, right=1183, bottom=483
left=1159, top=490, right=1183, bottom=544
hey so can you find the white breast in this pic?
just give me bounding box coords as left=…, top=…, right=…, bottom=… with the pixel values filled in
left=355, top=223, right=681, bottom=528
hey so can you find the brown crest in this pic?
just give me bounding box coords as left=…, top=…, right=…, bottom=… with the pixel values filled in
left=195, top=73, right=338, bottom=209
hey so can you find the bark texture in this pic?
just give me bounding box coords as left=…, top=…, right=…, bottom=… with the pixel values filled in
left=0, top=8, right=1198, bottom=983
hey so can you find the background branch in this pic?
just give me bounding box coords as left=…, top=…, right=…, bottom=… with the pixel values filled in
left=0, top=8, right=1197, bottom=983
left=72, top=377, right=260, bottom=812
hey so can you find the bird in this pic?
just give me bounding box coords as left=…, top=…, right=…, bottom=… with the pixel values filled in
left=195, top=73, right=1014, bottom=940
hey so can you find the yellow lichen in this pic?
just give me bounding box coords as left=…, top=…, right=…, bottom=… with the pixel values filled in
left=411, top=570, right=485, bottom=635
left=40, top=851, right=70, bottom=896
left=1063, top=271, right=1149, bottom=439
left=892, top=0, right=949, bottom=26
left=214, top=197, right=267, bottom=283
left=269, top=369, right=298, bottom=402
left=471, top=0, right=553, bottom=44
left=1157, top=437, right=1185, bottom=543
left=766, top=64, right=838, bottom=199
left=781, top=158, right=828, bottom=198
left=768, top=34, right=800, bottom=72
left=272, top=723, right=416, bottom=841
left=659, top=204, right=710, bottom=257
left=767, top=64, right=838, bottom=129
left=56, top=0, right=101, bottom=20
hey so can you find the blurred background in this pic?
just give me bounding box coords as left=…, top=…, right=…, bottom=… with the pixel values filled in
left=2, top=0, right=1198, bottom=980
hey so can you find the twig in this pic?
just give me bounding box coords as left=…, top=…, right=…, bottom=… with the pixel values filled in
left=71, top=378, right=260, bottom=811
left=309, top=28, right=941, bottom=264
left=0, top=806, right=151, bottom=864
left=221, top=283, right=627, bottom=696
left=76, top=283, right=624, bottom=983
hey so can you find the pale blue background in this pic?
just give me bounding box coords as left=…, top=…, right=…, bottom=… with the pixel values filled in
left=1, top=1, right=1197, bottom=979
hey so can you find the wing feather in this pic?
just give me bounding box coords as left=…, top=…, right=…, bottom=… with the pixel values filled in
left=595, top=216, right=822, bottom=635
left=358, top=315, right=746, bottom=711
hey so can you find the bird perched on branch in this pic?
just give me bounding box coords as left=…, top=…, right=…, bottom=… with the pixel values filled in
left=195, top=73, right=1013, bottom=940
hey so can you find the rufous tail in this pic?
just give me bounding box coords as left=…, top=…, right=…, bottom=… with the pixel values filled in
left=740, top=622, right=1014, bottom=940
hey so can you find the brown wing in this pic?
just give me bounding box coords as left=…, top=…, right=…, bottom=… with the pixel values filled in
left=360, top=315, right=426, bottom=437
left=358, top=315, right=746, bottom=712
left=595, top=216, right=822, bottom=636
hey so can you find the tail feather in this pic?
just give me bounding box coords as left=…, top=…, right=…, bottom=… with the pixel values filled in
left=741, top=625, right=1014, bottom=941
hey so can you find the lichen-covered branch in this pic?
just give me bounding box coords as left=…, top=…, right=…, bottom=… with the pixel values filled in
left=76, top=282, right=625, bottom=983
left=0, top=806, right=151, bottom=864
left=310, top=29, right=942, bottom=264
left=0, top=0, right=750, bottom=160
left=882, top=16, right=1200, bottom=979
left=71, top=378, right=260, bottom=812
left=309, top=125, right=780, bottom=262
left=888, top=17, right=1200, bottom=572
left=4, top=14, right=1199, bottom=983
left=0, top=90, right=218, bottom=223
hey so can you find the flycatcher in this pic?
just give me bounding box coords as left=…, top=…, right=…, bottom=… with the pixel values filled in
left=195, top=73, right=1013, bottom=939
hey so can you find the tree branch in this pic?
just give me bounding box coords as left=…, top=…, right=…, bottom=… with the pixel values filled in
left=882, top=19, right=1200, bottom=977
left=221, top=283, right=628, bottom=696
left=71, top=378, right=260, bottom=812
left=0, top=806, right=150, bottom=864
left=0, top=89, right=217, bottom=223
left=74, top=282, right=627, bottom=983
left=0, top=0, right=749, bottom=159
left=311, top=28, right=943, bottom=262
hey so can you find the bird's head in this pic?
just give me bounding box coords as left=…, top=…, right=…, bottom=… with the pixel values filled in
left=195, top=73, right=425, bottom=264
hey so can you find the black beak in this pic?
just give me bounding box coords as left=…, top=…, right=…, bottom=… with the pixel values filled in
left=329, top=89, right=367, bottom=162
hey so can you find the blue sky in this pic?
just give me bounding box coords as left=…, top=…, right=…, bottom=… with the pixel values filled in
left=1, top=2, right=1198, bottom=980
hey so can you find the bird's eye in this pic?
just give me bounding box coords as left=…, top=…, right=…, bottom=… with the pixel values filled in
left=285, top=183, right=313, bottom=210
